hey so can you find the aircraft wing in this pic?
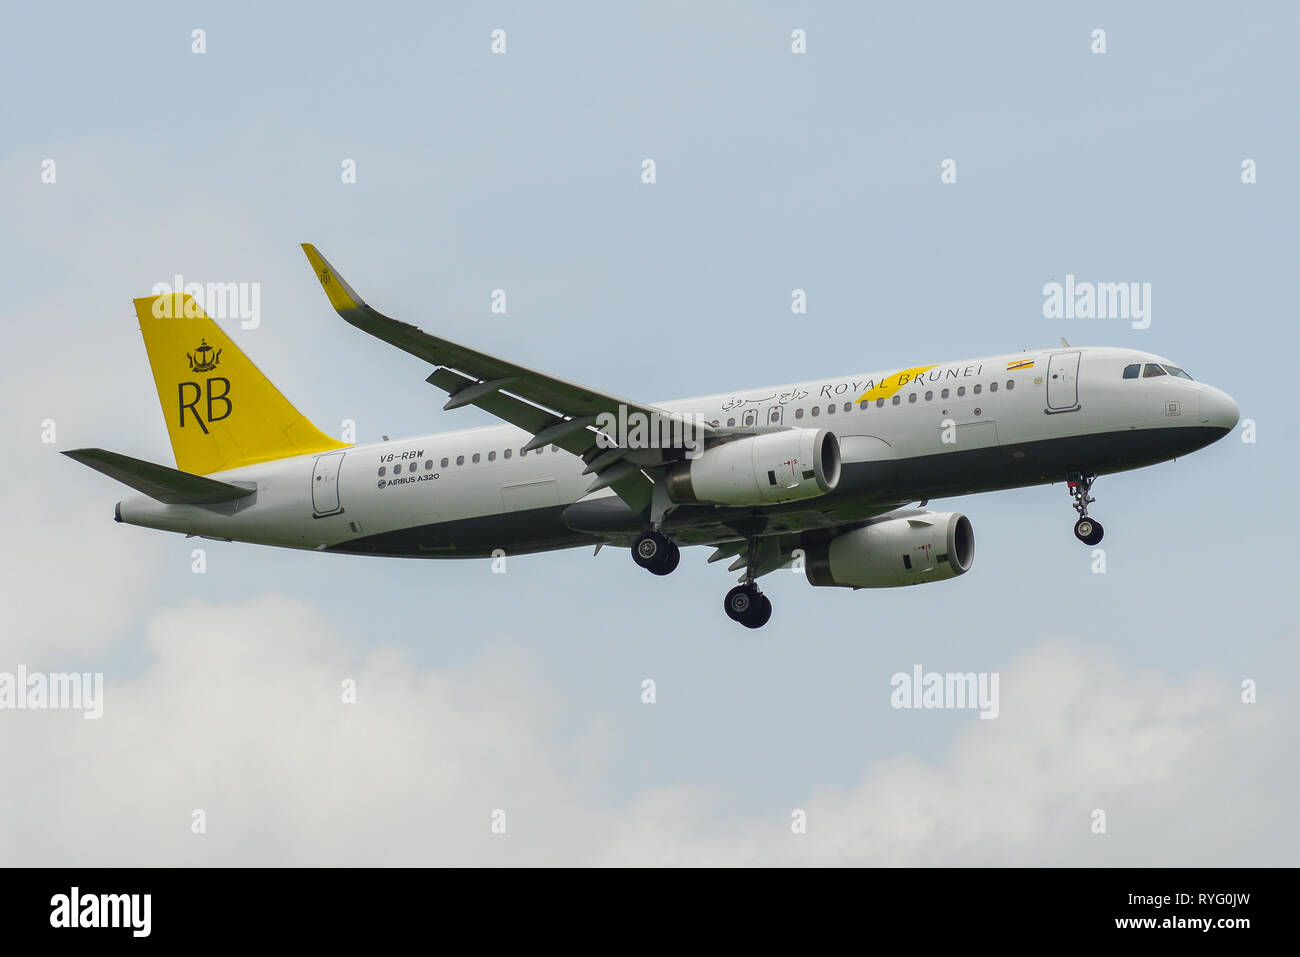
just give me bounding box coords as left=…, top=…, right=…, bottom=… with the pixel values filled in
left=302, top=244, right=714, bottom=514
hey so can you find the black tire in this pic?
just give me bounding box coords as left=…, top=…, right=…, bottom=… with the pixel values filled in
left=632, top=530, right=670, bottom=569
left=1073, top=517, right=1096, bottom=544
left=724, top=584, right=757, bottom=622
left=1084, top=520, right=1104, bottom=546
left=648, top=541, right=680, bottom=576
left=746, top=594, right=773, bottom=629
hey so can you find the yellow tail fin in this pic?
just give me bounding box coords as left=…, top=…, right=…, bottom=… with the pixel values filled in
left=134, top=293, right=348, bottom=475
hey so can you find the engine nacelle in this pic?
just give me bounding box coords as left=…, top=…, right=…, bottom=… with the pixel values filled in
left=804, top=512, right=974, bottom=588
left=666, top=429, right=841, bottom=506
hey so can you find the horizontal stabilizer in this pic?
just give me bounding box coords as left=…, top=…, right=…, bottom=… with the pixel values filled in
left=62, top=449, right=255, bottom=505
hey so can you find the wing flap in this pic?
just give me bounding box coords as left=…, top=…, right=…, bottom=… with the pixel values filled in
left=425, top=368, right=653, bottom=510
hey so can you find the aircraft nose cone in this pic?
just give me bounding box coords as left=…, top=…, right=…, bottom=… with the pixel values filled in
left=1201, top=387, right=1240, bottom=433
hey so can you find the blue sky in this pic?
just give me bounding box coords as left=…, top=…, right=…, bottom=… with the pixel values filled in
left=1, top=2, right=1295, bottom=864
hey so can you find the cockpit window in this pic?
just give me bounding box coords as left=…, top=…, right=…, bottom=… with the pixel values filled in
left=1142, top=363, right=1167, bottom=378
left=1162, top=365, right=1193, bottom=380
left=1122, top=363, right=1140, bottom=379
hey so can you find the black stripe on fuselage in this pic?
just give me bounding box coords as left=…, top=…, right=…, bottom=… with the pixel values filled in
left=326, top=425, right=1229, bottom=558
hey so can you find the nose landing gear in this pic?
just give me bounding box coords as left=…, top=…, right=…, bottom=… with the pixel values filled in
left=1067, top=472, right=1104, bottom=545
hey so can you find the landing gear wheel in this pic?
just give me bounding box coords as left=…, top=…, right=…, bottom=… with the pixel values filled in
left=1066, top=472, right=1103, bottom=546
left=1073, top=517, right=1104, bottom=546
left=648, top=540, right=680, bottom=576
left=632, top=530, right=679, bottom=574
left=724, top=584, right=771, bottom=629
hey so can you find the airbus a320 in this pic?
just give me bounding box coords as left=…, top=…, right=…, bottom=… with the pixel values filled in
left=65, top=245, right=1239, bottom=628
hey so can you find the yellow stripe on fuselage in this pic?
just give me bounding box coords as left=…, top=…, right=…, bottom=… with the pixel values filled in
left=854, top=365, right=937, bottom=404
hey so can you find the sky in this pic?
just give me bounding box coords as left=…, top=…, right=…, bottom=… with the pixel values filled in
left=0, top=1, right=1295, bottom=865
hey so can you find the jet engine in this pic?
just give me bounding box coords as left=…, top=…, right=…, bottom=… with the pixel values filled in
left=666, top=429, right=840, bottom=506
left=804, top=511, right=974, bottom=588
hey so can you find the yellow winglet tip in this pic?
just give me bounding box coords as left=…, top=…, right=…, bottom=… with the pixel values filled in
left=301, top=243, right=362, bottom=311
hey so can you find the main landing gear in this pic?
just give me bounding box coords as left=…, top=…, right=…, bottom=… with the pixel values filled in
left=630, top=527, right=774, bottom=629
left=1067, top=472, right=1104, bottom=546
left=723, top=537, right=780, bottom=629
left=632, top=528, right=680, bottom=575
left=724, top=582, right=772, bottom=629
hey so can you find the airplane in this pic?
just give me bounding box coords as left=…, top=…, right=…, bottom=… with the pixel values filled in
left=64, top=244, right=1240, bottom=628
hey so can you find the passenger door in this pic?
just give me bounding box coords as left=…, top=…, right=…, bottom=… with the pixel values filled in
left=1046, top=351, right=1081, bottom=412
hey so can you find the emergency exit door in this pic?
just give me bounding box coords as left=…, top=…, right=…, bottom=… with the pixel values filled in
left=312, top=451, right=346, bottom=517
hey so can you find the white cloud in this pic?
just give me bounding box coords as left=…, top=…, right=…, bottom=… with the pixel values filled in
left=0, top=596, right=1289, bottom=866
left=0, top=491, right=159, bottom=661
left=756, top=645, right=1281, bottom=866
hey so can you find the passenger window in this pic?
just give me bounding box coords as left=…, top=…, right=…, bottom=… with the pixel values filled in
left=811, top=406, right=820, bottom=417
left=1122, top=363, right=1140, bottom=379
left=536, top=448, right=543, bottom=455
left=471, top=453, right=479, bottom=464
left=925, top=391, right=933, bottom=401
left=1143, top=363, right=1166, bottom=378
left=441, top=457, right=449, bottom=468
left=859, top=400, right=869, bottom=410
left=456, top=455, right=465, bottom=466
left=908, top=393, right=917, bottom=403
left=551, top=445, right=558, bottom=453
left=973, top=384, right=982, bottom=395
left=827, top=404, right=835, bottom=415
left=795, top=408, right=804, bottom=419
left=503, top=449, right=511, bottom=459
left=393, top=463, right=401, bottom=474
left=378, top=467, right=386, bottom=477
left=727, top=418, right=735, bottom=426
left=989, top=382, right=997, bottom=393
left=488, top=451, right=496, bottom=461
left=892, top=395, right=901, bottom=406
left=843, top=402, right=851, bottom=413
left=519, top=448, right=526, bottom=456
left=425, top=460, right=433, bottom=470
left=1006, top=380, right=1014, bottom=390
left=941, top=389, right=950, bottom=399
left=876, top=398, right=884, bottom=408
left=957, top=386, right=966, bottom=397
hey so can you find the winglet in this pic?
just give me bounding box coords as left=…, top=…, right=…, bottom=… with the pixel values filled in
left=301, top=243, right=366, bottom=313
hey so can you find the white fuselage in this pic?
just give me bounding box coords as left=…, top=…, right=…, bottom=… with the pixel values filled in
left=116, top=346, right=1239, bottom=556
